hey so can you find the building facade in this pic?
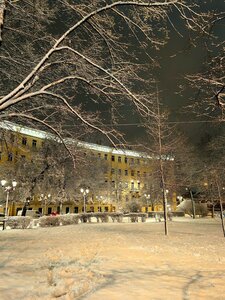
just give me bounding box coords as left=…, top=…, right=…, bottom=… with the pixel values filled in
left=0, top=121, right=176, bottom=216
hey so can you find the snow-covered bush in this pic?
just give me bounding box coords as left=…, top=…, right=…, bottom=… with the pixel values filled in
left=60, top=214, right=79, bottom=226
left=39, top=216, right=60, bottom=227
left=124, top=213, right=147, bottom=222
left=6, top=216, right=32, bottom=229
left=110, top=212, right=123, bottom=223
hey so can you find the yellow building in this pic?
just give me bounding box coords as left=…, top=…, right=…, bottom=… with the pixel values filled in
left=0, top=121, right=176, bottom=215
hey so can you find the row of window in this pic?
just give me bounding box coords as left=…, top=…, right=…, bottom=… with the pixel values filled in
left=98, top=153, right=142, bottom=164
left=22, top=137, right=38, bottom=148
left=0, top=152, right=26, bottom=162
left=111, top=168, right=148, bottom=177
left=105, top=180, right=148, bottom=190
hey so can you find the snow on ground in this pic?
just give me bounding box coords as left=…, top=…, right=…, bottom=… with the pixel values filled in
left=0, top=217, right=225, bottom=300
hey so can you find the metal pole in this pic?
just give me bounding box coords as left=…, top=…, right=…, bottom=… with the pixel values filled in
left=5, top=190, right=9, bottom=218
left=189, top=189, right=196, bottom=219
left=83, top=194, right=86, bottom=213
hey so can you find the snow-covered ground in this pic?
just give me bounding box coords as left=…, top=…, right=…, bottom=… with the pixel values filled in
left=0, top=217, right=225, bottom=300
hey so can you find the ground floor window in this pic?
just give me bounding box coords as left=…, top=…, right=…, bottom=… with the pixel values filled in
left=66, top=207, right=70, bottom=214
left=74, top=207, right=78, bottom=213
left=48, top=207, right=52, bottom=215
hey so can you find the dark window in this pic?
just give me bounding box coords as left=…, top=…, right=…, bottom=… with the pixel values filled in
left=66, top=207, right=70, bottom=214
left=131, top=170, right=135, bottom=176
left=32, top=139, right=37, bottom=148
left=8, top=153, right=13, bottom=161
left=111, top=155, right=115, bottom=161
left=118, top=156, right=121, bottom=163
left=47, top=207, right=52, bottom=215
left=10, top=133, right=14, bottom=142
left=22, top=137, right=27, bottom=146
left=125, top=157, right=128, bottom=163
left=125, top=170, right=128, bottom=176
left=74, top=207, right=78, bottom=213
left=138, top=182, right=140, bottom=189
left=21, top=155, right=26, bottom=160
left=38, top=207, right=43, bottom=213
left=131, top=181, right=134, bottom=189
left=104, top=207, right=109, bottom=212
left=104, top=154, right=108, bottom=160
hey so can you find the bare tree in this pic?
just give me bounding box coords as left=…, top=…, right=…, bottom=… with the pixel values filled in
left=0, top=1, right=210, bottom=157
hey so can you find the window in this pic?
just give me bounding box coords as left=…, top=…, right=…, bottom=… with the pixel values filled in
left=125, top=169, right=128, bottom=176
left=130, top=158, right=134, bottom=164
left=131, top=170, right=135, bottom=176
left=137, top=181, right=140, bottom=189
left=22, top=137, right=27, bottom=146
left=74, top=207, right=78, bottom=213
left=66, top=207, right=70, bottom=214
left=8, top=153, right=13, bottom=161
left=137, top=171, right=140, bottom=177
left=48, top=207, right=52, bottom=215
left=32, top=139, right=37, bottom=148
left=118, top=169, right=122, bottom=175
left=124, top=157, right=128, bottom=163
left=104, top=154, right=108, bottom=160
left=98, top=153, right=101, bottom=158
left=10, top=133, right=14, bottom=143
left=111, top=155, right=115, bottom=162
left=21, top=155, right=26, bottom=160
left=111, top=168, right=115, bottom=174
left=118, top=156, right=121, bottom=163
left=131, top=181, right=134, bottom=189
left=112, top=180, right=115, bottom=187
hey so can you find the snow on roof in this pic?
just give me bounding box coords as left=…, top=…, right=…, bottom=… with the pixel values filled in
left=0, top=121, right=174, bottom=160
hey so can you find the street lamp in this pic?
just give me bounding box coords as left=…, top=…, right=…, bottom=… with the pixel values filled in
left=80, top=188, right=89, bottom=213
left=40, top=193, right=51, bottom=215
left=144, top=194, right=150, bottom=212
left=1, top=179, right=17, bottom=230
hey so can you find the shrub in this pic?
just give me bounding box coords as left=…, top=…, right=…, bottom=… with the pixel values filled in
left=60, top=214, right=79, bottom=226
left=6, top=216, right=31, bottom=229
left=126, top=200, right=141, bottom=213
left=39, top=216, right=60, bottom=227
left=93, top=212, right=109, bottom=223
left=110, top=212, right=123, bottom=223
left=124, top=213, right=147, bottom=223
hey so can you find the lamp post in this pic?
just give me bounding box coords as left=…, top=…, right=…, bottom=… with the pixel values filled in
left=1, top=179, right=17, bottom=230
left=80, top=188, right=89, bottom=213
left=144, top=194, right=150, bottom=213
left=40, top=193, right=51, bottom=215
left=96, top=195, right=103, bottom=212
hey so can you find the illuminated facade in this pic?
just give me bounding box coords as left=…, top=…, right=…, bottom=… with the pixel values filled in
left=0, top=121, right=176, bottom=215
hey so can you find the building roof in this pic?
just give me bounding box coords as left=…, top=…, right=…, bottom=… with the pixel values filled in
left=0, top=120, right=174, bottom=160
